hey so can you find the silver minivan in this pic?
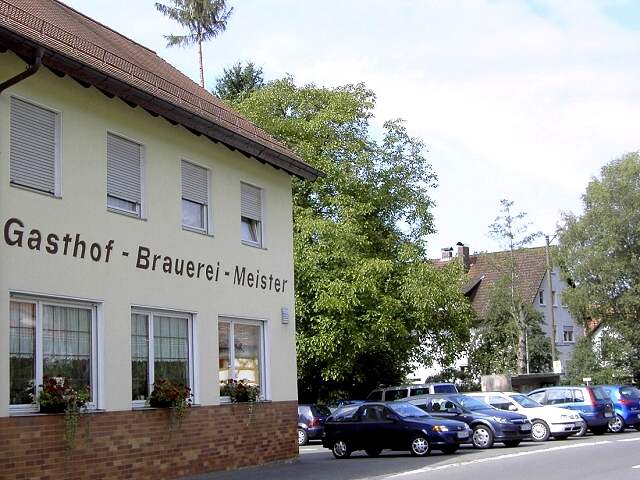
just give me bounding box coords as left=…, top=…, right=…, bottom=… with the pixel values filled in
left=366, top=383, right=458, bottom=401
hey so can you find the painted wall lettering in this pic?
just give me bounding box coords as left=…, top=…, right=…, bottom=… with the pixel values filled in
left=3, top=217, right=289, bottom=294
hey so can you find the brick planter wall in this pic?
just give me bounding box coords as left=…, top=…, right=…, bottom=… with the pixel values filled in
left=0, top=401, right=298, bottom=480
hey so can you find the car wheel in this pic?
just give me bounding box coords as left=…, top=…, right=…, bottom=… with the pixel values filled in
left=409, top=435, right=431, bottom=456
left=575, top=422, right=588, bottom=437
left=472, top=425, right=494, bottom=449
left=365, top=447, right=383, bottom=457
left=441, top=446, right=459, bottom=455
left=591, top=425, right=608, bottom=435
left=297, top=428, right=308, bottom=446
left=332, top=439, right=352, bottom=459
left=608, top=415, right=625, bottom=433
left=531, top=420, right=550, bottom=442
left=503, top=440, right=521, bottom=448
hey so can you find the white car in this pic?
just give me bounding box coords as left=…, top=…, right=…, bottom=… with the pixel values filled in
left=467, top=391, right=585, bottom=441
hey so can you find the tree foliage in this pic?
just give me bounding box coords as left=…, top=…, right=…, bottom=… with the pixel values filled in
left=231, top=77, right=475, bottom=402
left=214, top=61, right=264, bottom=101
left=155, top=0, right=233, bottom=86
left=557, top=152, right=640, bottom=383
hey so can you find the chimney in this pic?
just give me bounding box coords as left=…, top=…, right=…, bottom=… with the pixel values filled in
left=456, top=242, right=470, bottom=272
left=440, top=247, right=454, bottom=261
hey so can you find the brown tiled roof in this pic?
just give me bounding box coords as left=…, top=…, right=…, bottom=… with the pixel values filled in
left=0, top=0, right=323, bottom=180
left=464, top=247, right=548, bottom=319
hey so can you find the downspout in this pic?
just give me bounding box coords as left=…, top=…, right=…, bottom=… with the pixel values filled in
left=0, top=47, right=44, bottom=93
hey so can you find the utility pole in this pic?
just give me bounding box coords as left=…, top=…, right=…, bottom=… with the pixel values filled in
left=545, top=235, right=557, bottom=364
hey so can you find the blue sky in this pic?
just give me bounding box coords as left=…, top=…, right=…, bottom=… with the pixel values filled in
left=65, top=0, right=640, bottom=257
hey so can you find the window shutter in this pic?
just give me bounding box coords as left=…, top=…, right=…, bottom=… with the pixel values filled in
left=10, top=97, right=57, bottom=194
left=181, top=161, right=208, bottom=205
left=241, top=183, right=262, bottom=221
left=107, top=133, right=141, bottom=204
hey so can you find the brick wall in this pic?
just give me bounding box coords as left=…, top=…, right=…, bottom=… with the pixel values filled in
left=0, top=401, right=298, bottom=480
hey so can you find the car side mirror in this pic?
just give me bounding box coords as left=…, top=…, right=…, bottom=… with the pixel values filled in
left=508, top=404, right=518, bottom=411
left=447, top=407, right=460, bottom=414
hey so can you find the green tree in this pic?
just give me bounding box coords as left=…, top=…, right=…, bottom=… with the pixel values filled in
left=557, top=152, right=640, bottom=383
left=485, top=199, right=542, bottom=374
left=232, top=77, right=475, bottom=402
left=468, top=277, right=551, bottom=377
left=214, top=61, right=264, bottom=101
left=155, top=0, right=233, bottom=87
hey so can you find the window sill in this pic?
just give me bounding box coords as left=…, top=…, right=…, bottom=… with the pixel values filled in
left=9, top=408, right=106, bottom=417
left=241, top=240, right=267, bottom=251
left=132, top=403, right=202, bottom=410
left=182, top=225, right=214, bottom=237
left=107, top=207, right=146, bottom=221
left=10, top=182, right=61, bottom=199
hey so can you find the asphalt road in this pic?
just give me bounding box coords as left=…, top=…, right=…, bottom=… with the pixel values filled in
left=185, top=430, right=640, bottom=480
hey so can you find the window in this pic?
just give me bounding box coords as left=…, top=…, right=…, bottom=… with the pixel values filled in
left=538, top=290, right=544, bottom=305
left=552, top=291, right=558, bottom=306
left=219, top=318, right=265, bottom=399
left=131, top=310, right=193, bottom=403
left=240, top=182, right=263, bottom=247
left=529, top=391, right=545, bottom=404
left=9, top=296, right=97, bottom=409
left=563, top=327, right=575, bottom=343
left=573, top=389, right=585, bottom=402
left=547, top=389, right=571, bottom=405
left=385, top=389, right=408, bottom=401
left=488, top=395, right=513, bottom=411
left=181, top=160, right=210, bottom=232
left=10, top=97, right=59, bottom=195
left=107, top=133, right=142, bottom=216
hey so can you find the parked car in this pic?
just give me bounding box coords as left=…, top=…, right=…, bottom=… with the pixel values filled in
left=599, top=385, right=640, bottom=433
left=366, top=383, right=458, bottom=401
left=467, top=391, right=584, bottom=441
left=298, top=404, right=331, bottom=446
left=527, top=386, right=614, bottom=435
left=322, top=401, right=471, bottom=458
left=409, top=394, right=531, bottom=449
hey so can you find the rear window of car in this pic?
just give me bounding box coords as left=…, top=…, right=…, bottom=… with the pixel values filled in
left=330, top=405, right=360, bottom=422
left=385, top=389, right=409, bottom=401
left=298, top=406, right=311, bottom=415
left=590, top=387, right=607, bottom=401
left=311, top=405, right=332, bottom=416
left=410, top=387, right=430, bottom=396
left=367, top=390, right=383, bottom=401
left=620, top=387, right=640, bottom=399
left=433, top=384, right=458, bottom=394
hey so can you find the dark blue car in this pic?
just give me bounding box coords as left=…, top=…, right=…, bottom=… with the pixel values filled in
left=409, top=394, right=531, bottom=448
left=298, top=404, right=331, bottom=445
left=600, top=385, right=640, bottom=433
left=322, top=402, right=470, bottom=458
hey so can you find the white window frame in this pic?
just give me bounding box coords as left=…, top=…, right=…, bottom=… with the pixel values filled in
left=240, top=182, right=265, bottom=249
left=131, top=307, right=195, bottom=409
left=106, top=131, right=146, bottom=219
left=563, top=328, right=575, bottom=344
left=9, top=95, right=63, bottom=198
left=181, top=159, right=213, bottom=235
left=552, top=290, right=558, bottom=307
left=9, top=293, right=100, bottom=414
left=218, top=316, right=268, bottom=403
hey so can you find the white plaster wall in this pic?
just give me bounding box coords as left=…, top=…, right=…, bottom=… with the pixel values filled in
left=0, top=51, right=298, bottom=416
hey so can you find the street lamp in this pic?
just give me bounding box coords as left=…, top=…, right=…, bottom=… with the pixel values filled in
left=545, top=233, right=558, bottom=365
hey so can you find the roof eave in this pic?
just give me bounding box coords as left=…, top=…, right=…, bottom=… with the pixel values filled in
left=0, top=27, right=325, bottom=181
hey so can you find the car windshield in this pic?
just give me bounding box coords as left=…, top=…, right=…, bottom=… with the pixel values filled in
left=510, top=394, right=541, bottom=408
left=452, top=395, right=492, bottom=411
left=312, top=405, right=332, bottom=416
left=389, top=402, right=430, bottom=418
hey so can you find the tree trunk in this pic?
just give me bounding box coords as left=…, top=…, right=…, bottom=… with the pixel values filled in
left=198, top=40, right=204, bottom=88
left=516, top=308, right=527, bottom=374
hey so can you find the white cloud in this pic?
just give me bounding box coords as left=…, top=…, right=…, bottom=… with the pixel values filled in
left=67, top=0, right=640, bottom=255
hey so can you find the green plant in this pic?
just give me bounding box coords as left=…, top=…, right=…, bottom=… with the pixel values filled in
left=220, top=379, right=260, bottom=402
left=149, top=379, right=192, bottom=428
left=36, top=376, right=89, bottom=452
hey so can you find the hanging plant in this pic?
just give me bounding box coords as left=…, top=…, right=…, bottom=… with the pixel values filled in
left=220, top=379, right=260, bottom=403
left=148, top=379, right=192, bottom=429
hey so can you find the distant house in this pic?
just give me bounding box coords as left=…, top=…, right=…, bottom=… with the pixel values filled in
left=412, top=243, right=581, bottom=382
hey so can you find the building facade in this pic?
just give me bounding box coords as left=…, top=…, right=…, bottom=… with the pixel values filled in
left=0, top=1, right=321, bottom=478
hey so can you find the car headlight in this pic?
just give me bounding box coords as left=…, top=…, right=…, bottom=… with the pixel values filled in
left=560, top=414, right=569, bottom=420
left=432, top=425, right=449, bottom=432
left=491, top=416, right=510, bottom=424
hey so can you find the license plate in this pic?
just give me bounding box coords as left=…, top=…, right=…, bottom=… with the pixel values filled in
left=566, top=423, right=575, bottom=429
left=521, top=424, right=531, bottom=431
left=637, top=413, right=640, bottom=419
left=605, top=412, right=613, bottom=418
left=457, top=431, right=469, bottom=439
